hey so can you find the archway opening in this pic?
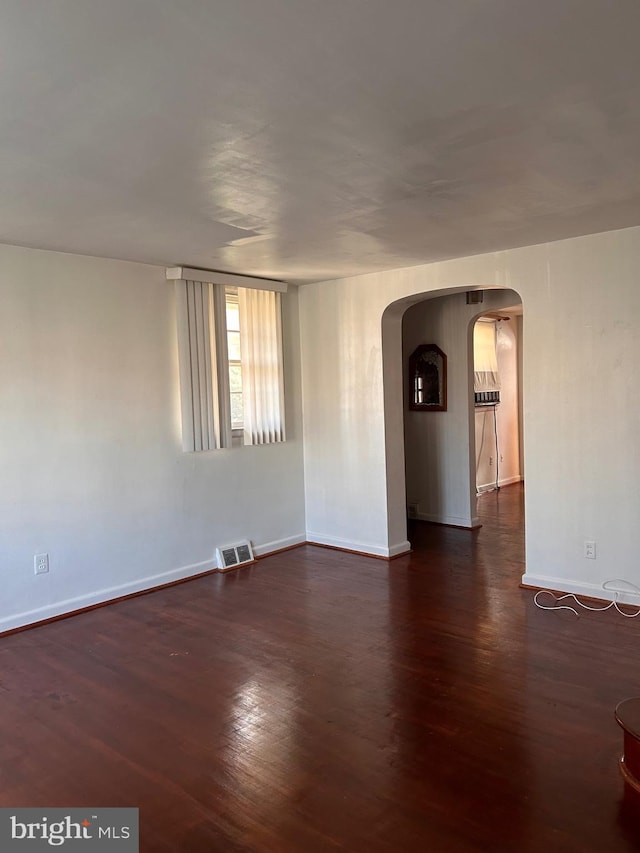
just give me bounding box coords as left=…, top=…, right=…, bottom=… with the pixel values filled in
left=382, top=286, right=525, bottom=567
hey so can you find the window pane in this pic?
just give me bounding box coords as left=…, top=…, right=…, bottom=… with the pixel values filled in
left=227, top=330, right=241, bottom=361
left=229, top=364, right=242, bottom=393
left=226, top=300, right=240, bottom=332
left=226, top=291, right=243, bottom=429
left=230, top=392, right=244, bottom=427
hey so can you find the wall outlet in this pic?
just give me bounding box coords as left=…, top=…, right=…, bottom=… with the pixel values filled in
left=407, top=503, right=419, bottom=519
left=584, top=540, right=596, bottom=560
left=34, top=553, right=49, bottom=575
left=489, top=456, right=494, bottom=466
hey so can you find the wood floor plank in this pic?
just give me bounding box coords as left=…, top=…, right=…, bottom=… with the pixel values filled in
left=1, top=484, right=640, bottom=850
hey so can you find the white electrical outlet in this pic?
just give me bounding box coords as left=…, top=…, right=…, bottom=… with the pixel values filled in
left=584, top=540, right=596, bottom=560
left=489, top=456, right=494, bottom=466
left=34, top=553, right=49, bottom=575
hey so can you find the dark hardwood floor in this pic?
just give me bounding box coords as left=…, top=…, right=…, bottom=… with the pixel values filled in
left=2, top=483, right=640, bottom=851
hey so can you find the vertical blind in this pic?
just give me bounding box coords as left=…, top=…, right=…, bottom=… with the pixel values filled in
left=175, top=279, right=286, bottom=450
left=175, top=280, right=219, bottom=452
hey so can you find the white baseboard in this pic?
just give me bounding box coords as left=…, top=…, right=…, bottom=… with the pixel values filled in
left=0, top=533, right=310, bottom=634
left=415, top=512, right=480, bottom=529
left=501, top=475, right=523, bottom=487
left=522, top=573, right=640, bottom=606
left=389, top=540, right=412, bottom=557
left=477, top=475, right=522, bottom=493
left=0, top=557, right=218, bottom=634
left=306, top=531, right=406, bottom=559
left=253, top=533, right=307, bottom=557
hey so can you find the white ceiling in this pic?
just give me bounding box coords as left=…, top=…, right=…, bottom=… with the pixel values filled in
left=2, top=0, right=640, bottom=283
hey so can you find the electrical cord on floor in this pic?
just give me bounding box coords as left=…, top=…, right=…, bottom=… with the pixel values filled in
left=534, top=579, right=640, bottom=618
left=475, top=403, right=500, bottom=495
left=475, top=408, right=489, bottom=490
left=493, top=403, right=499, bottom=491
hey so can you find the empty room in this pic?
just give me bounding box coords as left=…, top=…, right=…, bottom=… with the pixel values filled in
left=2, top=2, right=640, bottom=851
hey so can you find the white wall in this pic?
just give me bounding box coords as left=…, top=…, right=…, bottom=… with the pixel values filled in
left=299, top=226, right=640, bottom=600
left=475, top=317, right=521, bottom=492
left=300, top=278, right=398, bottom=555
left=402, top=290, right=520, bottom=527
left=0, top=244, right=306, bottom=631
left=517, top=314, right=525, bottom=480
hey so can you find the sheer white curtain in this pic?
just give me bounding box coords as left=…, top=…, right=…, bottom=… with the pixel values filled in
left=473, top=320, right=500, bottom=392
left=238, top=287, right=286, bottom=445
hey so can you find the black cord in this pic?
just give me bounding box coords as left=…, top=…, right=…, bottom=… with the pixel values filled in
left=493, top=404, right=500, bottom=490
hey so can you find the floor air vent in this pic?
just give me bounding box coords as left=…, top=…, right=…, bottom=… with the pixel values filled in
left=216, top=541, right=255, bottom=572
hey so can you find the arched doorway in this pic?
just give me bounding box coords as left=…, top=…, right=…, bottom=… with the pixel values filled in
left=381, top=286, right=524, bottom=556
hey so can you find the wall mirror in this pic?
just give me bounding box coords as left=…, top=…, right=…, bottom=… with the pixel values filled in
left=409, top=344, right=447, bottom=411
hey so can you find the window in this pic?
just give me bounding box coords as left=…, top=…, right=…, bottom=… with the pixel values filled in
left=174, top=273, right=286, bottom=451
left=473, top=319, right=500, bottom=405
left=225, top=288, right=244, bottom=431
